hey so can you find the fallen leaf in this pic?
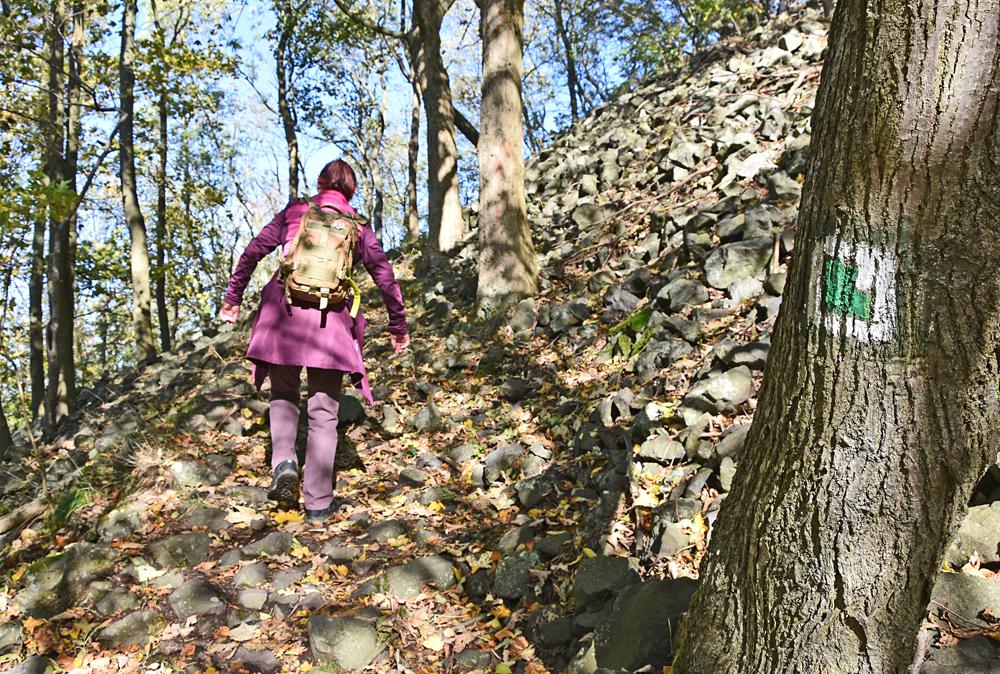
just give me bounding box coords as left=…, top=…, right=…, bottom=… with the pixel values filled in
left=423, top=632, right=445, bottom=651
left=274, top=510, right=305, bottom=524
left=228, top=623, right=258, bottom=642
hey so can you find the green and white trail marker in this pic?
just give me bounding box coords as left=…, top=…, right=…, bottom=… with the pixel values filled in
left=813, top=236, right=897, bottom=342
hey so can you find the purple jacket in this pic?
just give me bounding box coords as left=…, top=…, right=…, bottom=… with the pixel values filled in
left=224, top=189, right=407, bottom=403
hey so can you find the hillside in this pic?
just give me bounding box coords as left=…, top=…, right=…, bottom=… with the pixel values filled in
left=1, top=5, right=999, bottom=673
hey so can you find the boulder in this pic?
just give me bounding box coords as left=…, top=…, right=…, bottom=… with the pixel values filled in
left=308, top=616, right=380, bottom=671
left=15, top=543, right=117, bottom=618
left=96, top=610, right=165, bottom=647
left=148, top=532, right=212, bottom=568
left=944, top=502, right=1000, bottom=567
left=574, top=556, right=640, bottom=606
left=168, top=578, right=226, bottom=620
left=704, top=238, right=773, bottom=290
left=493, top=551, right=540, bottom=600
left=593, top=578, right=698, bottom=671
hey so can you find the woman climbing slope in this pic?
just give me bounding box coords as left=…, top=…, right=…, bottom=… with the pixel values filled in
left=218, top=159, right=410, bottom=522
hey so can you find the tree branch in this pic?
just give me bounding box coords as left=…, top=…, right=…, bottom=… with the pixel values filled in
left=330, top=0, right=410, bottom=40
left=452, top=105, right=479, bottom=146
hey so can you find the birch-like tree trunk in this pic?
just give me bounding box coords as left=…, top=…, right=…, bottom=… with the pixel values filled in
left=119, top=0, right=156, bottom=364
left=404, top=36, right=423, bottom=244
left=476, top=0, right=536, bottom=313
left=673, top=2, right=1000, bottom=672
left=414, top=0, right=464, bottom=254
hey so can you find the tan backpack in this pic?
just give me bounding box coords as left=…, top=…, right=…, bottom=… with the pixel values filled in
left=279, top=202, right=364, bottom=314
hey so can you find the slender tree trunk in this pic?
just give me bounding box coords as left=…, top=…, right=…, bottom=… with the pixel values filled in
left=477, top=0, right=537, bottom=313
left=119, top=0, right=156, bottom=364
left=155, top=91, right=171, bottom=352
left=822, top=0, right=835, bottom=20
left=0, top=395, right=11, bottom=459
left=43, top=0, right=67, bottom=426
left=674, top=3, right=1000, bottom=673
left=29, top=210, right=45, bottom=421
left=371, top=72, right=387, bottom=242
left=276, top=21, right=299, bottom=201
left=414, top=0, right=464, bottom=254
left=404, top=40, right=423, bottom=244
left=151, top=0, right=172, bottom=352
left=552, top=0, right=579, bottom=123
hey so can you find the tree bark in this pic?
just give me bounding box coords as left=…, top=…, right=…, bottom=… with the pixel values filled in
left=404, top=72, right=422, bottom=244
left=673, top=3, right=1000, bottom=673
left=152, top=1, right=171, bottom=353
left=476, top=0, right=537, bottom=314
left=822, top=0, right=835, bottom=20
left=276, top=16, right=300, bottom=201
left=43, top=0, right=72, bottom=426
left=119, top=0, right=156, bottom=364
left=29, top=208, right=46, bottom=422
left=0, top=395, right=11, bottom=460
left=414, top=0, right=464, bottom=254
left=552, top=0, right=579, bottom=123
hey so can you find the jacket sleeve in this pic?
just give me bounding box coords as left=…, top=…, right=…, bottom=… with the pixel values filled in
left=223, top=207, right=288, bottom=306
left=357, top=225, right=408, bottom=335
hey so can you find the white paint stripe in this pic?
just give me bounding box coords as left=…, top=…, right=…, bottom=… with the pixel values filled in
left=811, top=236, right=897, bottom=343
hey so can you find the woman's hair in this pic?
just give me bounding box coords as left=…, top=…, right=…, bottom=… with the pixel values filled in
left=317, top=159, right=357, bottom=200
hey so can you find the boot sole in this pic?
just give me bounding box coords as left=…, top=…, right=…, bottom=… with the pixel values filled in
left=268, top=471, right=299, bottom=505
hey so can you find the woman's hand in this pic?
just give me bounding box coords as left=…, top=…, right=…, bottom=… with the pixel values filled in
left=218, top=302, right=240, bottom=324
left=390, top=332, right=411, bottom=354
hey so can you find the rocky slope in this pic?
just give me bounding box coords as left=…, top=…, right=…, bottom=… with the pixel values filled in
left=1, top=5, right=999, bottom=674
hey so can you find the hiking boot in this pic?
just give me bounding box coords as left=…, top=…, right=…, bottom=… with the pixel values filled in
left=305, top=502, right=340, bottom=523
left=267, top=460, right=300, bottom=504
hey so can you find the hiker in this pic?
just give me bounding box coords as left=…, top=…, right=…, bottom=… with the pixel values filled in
left=218, top=159, right=410, bottom=522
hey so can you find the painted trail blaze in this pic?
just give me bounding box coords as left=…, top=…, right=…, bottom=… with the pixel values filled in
left=822, top=257, right=873, bottom=320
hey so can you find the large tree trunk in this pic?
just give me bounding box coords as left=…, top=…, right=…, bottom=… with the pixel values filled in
left=673, top=3, right=1000, bottom=673
left=476, top=0, right=536, bottom=313
left=276, top=19, right=299, bottom=201
left=119, top=0, right=156, bottom=364
left=414, top=0, right=464, bottom=254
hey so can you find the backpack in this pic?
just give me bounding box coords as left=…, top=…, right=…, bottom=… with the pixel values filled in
left=278, top=202, right=364, bottom=315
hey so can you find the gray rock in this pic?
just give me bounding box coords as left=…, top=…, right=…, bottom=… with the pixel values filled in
left=225, top=485, right=269, bottom=506
left=571, top=203, right=611, bottom=229
left=367, top=519, right=407, bottom=544
left=308, top=616, right=380, bottom=671
left=538, top=617, right=574, bottom=647
left=550, top=298, right=591, bottom=333
left=454, top=649, right=493, bottom=670
left=501, top=377, right=531, bottom=402
left=168, top=578, right=226, bottom=620
left=412, top=401, right=444, bottom=432
left=945, top=502, right=1000, bottom=567
left=720, top=457, right=737, bottom=492
left=15, top=542, right=118, bottom=618
left=685, top=467, right=714, bottom=498
left=593, top=578, right=698, bottom=670
left=716, top=423, right=751, bottom=459
left=704, top=238, right=773, bottom=290
left=338, top=393, right=366, bottom=426
left=184, top=506, right=230, bottom=532
left=602, top=287, right=641, bottom=317
left=239, top=588, right=268, bottom=611
left=242, top=531, right=292, bottom=558
left=231, top=646, right=282, bottom=674
left=636, top=434, right=685, bottom=463
left=273, top=566, right=307, bottom=591
left=767, top=171, right=802, bottom=202
left=574, top=556, right=640, bottom=606
left=536, top=532, right=573, bottom=559
left=381, top=556, right=456, bottom=600
left=498, top=525, right=536, bottom=554
left=10, top=656, right=53, bottom=674
left=657, top=278, right=709, bottom=312
left=447, top=443, right=478, bottom=467
left=148, top=531, right=212, bottom=568
left=170, top=459, right=223, bottom=487
left=96, top=610, right=165, bottom=647
left=509, top=298, right=537, bottom=333
left=921, top=636, right=1000, bottom=673
left=485, top=443, right=527, bottom=484
left=399, top=467, right=429, bottom=487
left=97, top=501, right=146, bottom=541
left=94, top=587, right=141, bottom=616
left=682, top=366, right=754, bottom=417
left=568, top=642, right=598, bottom=674
left=493, top=551, right=540, bottom=600
left=0, top=622, right=23, bottom=654
left=579, top=174, right=599, bottom=195
left=723, top=341, right=770, bottom=370
left=931, top=572, right=1000, bottom=629
left=634, top=338, right=694, bottom=379
left=235, top=562, right=269, bottom=587
left=765, top=271, right=787, bottom=295
left=515, top=475, right=554, bottom=508
left=654, top=522, right=690, bottom=557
